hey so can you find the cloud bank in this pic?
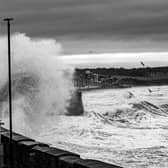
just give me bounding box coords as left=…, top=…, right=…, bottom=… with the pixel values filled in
left=1, top=0, right=168, bottom=54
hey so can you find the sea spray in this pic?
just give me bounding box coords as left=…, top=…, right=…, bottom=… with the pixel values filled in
left=0, top=33, right=75, bottom=136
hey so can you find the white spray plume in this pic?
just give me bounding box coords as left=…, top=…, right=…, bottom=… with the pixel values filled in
left=0, top=33, right=75, bottom=136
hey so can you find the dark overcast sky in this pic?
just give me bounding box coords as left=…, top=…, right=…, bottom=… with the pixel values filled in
left=1, top=0, right=168, bottom=54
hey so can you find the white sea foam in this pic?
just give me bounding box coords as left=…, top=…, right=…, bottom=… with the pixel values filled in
left=36, top=86, right=168, bottom=168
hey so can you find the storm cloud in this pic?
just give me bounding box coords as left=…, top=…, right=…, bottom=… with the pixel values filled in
left=1, top=0, right=168, bottom=54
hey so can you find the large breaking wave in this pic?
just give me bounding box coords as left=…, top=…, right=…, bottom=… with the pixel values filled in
left=0, top=33, right=75, bottom=136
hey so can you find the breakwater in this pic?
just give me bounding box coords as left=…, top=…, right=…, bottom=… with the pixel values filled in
left=0, top=127, right=122, bottom=168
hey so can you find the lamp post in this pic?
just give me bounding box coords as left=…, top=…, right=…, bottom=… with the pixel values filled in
left=3, top=17, right=14, bottom=168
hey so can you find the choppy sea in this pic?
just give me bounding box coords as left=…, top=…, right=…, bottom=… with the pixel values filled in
left=35, top=85, right=168, bottom=168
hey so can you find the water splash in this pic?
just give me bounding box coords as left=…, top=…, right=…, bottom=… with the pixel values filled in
left=0, top=33, right=75, bottom=136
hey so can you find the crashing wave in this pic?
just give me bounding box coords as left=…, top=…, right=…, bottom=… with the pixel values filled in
left=0, top=72, right=83, bottom=118
left=88, top=100, right=168, bottom=128
left=0, top=72, right=39, bottom=102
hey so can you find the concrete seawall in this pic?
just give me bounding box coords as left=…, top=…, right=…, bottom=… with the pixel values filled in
left=0, top=127, right=123, bottom=168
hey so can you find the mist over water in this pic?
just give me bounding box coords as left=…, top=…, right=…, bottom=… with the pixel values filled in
left=0, top=33, right=74, bottom=136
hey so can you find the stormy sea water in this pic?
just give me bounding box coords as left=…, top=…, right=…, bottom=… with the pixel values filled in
left=1, top=34, right=168, bottom=168
left=28, top=85, right=168, bottom=168
left=3, top=84, right=168, bottom=168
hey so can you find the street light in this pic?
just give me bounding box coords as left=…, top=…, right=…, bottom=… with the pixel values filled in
left=3, top=17, right=14, bottom=168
